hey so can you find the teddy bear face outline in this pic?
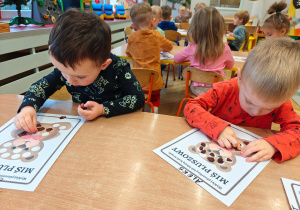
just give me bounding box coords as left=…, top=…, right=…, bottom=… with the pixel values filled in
left=0, top=122, right=71, bottom=162
left=189, top=138, right=251, bottom=172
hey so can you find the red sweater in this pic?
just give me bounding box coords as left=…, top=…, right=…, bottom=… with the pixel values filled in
left=184, top=78, right=300, bottom=162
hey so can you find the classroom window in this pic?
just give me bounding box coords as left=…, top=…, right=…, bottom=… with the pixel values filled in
left=1, top=1, right=31, bottom=10
left=1, top=1, right=32, bottom=19
left=210, top=0, right=241, bottom=9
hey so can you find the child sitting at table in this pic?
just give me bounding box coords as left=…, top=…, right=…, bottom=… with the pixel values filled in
left=227, top=10, right=250, bottom=51
left=14, top=9, right=145, bottom=133
left=184, top=38, right=300, bottom=163
left=175, top=5, right=192, bottom=23
left=152, top=5, right=165, bottom=37
left=158, top=5, right=178, bottom=31
left=174, top=7, right=234, bottom=96
left=126, top=3, right=173, bottom=113
left=262, top=1, right=290, bottom=39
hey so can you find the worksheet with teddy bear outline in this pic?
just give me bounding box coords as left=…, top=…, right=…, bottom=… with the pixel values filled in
left=153, top=125, right=271, bottom=207
left=0, top=113, right=85, bottom=191
left=282, top=177, right=300, bottom=210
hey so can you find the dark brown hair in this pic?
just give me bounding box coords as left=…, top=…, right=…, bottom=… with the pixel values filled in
left=263, top=0, right=290, bottom=34
left=48, top=8, right=111, bottom=69
left=130, top=3, right=152, bottom=29
left=161, top=5, right=172, bottom=20
left=188, top=7, right=225, bottom=66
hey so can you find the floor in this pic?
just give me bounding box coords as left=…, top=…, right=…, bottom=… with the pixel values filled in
left=49, top=65, right=300, bottom=131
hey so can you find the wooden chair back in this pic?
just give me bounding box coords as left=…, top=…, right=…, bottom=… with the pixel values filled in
left=131, top=68, right=159, bottom=85
left=131, top=68, right=159, bottom=113
left=164, top=30, right=182, bottom=45
left=182, top=67, right=224, bottom=85
left=179, top=22, right=190, bottom=29
left=245, top=25, right=258, bottom=35
left=176, top=67, right=223, bottom=116
left=124, top=27, right=133, bottom=43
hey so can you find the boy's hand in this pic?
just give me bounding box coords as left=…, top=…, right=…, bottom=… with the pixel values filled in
left=187, top=8, right=191, bottom=13
left=228, top=32, right=234, bottom=37
left=14, top=106, right=37, bottom=133
left=77, top=101, right=105, bottom=120
left=217, top=126, right=241, bottom=150
left=241, top=139, right=276, bottom=162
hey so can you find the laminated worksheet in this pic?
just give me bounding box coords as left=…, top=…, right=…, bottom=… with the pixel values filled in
left=160, top=51, right=174, bottom=60
left=282, top=178, right=300, bottom=210
left=233, top=56, right=247, bottom=62
left=153, top=125, right=270, bottom=206
left=177, top=29, right=187, bottom=36
left=0, top=113, right=85, bottom=191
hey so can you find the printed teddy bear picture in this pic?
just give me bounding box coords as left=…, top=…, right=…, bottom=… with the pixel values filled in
left=189, top=137, right=251, bottom=172
left=0, top=122, right=71, bottom=162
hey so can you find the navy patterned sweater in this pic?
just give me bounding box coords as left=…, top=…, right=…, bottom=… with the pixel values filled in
left=18, top=53, right=145, bottom=118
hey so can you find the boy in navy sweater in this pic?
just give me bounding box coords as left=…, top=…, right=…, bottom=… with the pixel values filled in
left=14, top=9, right=145, bottom=133
left=158, top=5, right=178, bottom=31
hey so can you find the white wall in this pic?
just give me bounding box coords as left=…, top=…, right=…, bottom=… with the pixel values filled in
left=176, top=0, right=291, bottom=22
left=190, top=0, right=253, bottom=17
left=250, top=0, right=291, bottom=21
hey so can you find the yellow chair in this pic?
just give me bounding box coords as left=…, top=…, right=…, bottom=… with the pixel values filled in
left=247, top=33, right=258, bottom=50
left=124, top=27, right=133, bottom=43
left=176, top=67, right=224, bottom=116
left=179, top=22, right=190, bottom=29
left=244, top=25, right=258, bottom=51
left=131, top=68, right=159, bottom=113
left=239, top=31, right=250, bottom=52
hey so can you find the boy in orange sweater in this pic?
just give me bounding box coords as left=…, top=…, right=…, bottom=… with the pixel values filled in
left=126, top=2, right=173, bottom=113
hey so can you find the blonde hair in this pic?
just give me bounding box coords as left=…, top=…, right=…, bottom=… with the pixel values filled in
left=242, top=38, right=300, bottom=102
left=263, top=0, right=290, bottom=34
left=130, top=3, right=152, bottom=29
left=188, top=7, right=225, bottom=66
left=194, top=2, right=207, bottom=12
left=152, top=5, right=162, bottom=18
left=235, top=10, right=250, bottom=25
left=179, top=6, right=186, bottom=12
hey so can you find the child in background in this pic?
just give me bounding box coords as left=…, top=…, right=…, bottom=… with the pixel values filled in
left=175, top=5, right=192, bottom=23
left=263, top=0, right=290, bottom=39
left=126, top=3, right=173, bottom=113
left=194, top=2, right=207, bottom=12
left=227, top=10, right=250, bottom=51
left=184, top=38, right=300, bottom=163
left=174, top=7, right=234, bottom=96
left=158, top=5, right=178, bottom=31
left=14, top=9, right=145, bottom=133
left=152, top=5, right=165, bottom=37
